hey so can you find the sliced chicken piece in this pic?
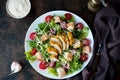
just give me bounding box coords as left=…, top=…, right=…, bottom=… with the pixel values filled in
left=73, top=39, right=83, bottom=48
left=66, top=22, right=75, bottom=31
left=47, top=46, right=58, bottom=56
left=50, top=40, right=62, bottom=54
left=64, top=52, right=73, bottom=61
left=57, top=67, right=66, bottom=77
left=62, top=34, right=70, bottom=50
left=67, top=32, right=75, bottom=45
left=82, top=46, right=91, bottom=53
left=57, top=34, right=66, bottom=50
left=35, top=52, right=44, bottom=61
left=50, top=54, right=59, bottom=62
left=50, top=36, right=62, bottom=49
left=54, top=16, right=62, bottom=23
left=41, top=33, right=49, bottom=42
left=65, top=36, right=70, bottom=50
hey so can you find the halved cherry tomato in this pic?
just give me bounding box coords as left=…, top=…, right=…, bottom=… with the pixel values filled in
left=49, top=61, right=56, bottom=68
left=80, top=53, right=88, bottom=61
left=76, top=23, right=84, bottom=30
left=65, top=13, right=72, bottom=20
left=39, top=61, right=49, bottom=69
left=45, top=15, right=53, bottom=23
left=30, top=32, right=36, bottom=40
left=82, top=38, right=90, bottom=46
left=31, top=48, right=37, bottom=56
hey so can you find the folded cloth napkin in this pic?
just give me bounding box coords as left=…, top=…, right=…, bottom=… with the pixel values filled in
left=83, top=6, right=120, bottom=80
left=67, top=1, right=120, bottom=80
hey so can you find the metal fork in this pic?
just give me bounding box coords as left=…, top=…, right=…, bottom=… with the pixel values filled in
left=87, top=29, right=106, bottom=80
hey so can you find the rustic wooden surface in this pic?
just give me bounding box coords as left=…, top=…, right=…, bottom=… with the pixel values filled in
left=1, top=0, right=115, bottom=80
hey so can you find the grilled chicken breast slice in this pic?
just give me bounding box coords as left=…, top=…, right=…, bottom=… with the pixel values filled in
left=67, top=32, right=75, bottom=45
left=50, top=36, right=62, bottom=49
left=57, top=34, right=66, bottom=50
left=50, top=54, right=59, bottom=62
left=50, top=40, right=62, bottom=54
left=62, top=34, right=70, bottom=50
left=47, top=46, right=58, bottom=56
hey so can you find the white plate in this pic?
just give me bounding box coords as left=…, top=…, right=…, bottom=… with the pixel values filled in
left=24, top=10, right=94, bottom=79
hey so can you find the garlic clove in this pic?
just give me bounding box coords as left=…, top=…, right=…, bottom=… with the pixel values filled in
left=13, top=63, right=22, bottom=73
left=10, top=61, right=22, bottom=74
left=11, top=61, right=17, bottom=72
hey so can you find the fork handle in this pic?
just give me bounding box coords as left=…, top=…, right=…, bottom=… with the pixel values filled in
left=87, top=53, right=100, bottom=80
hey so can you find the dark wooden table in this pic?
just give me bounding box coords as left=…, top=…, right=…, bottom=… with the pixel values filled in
left=0, top=0, right=97, bottom=80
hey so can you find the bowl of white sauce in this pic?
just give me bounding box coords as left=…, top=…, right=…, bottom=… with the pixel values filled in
left=6, top=0, right=31, bottom=19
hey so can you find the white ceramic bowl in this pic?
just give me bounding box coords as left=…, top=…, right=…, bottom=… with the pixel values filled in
left=6, top=0, right=31, bottom=19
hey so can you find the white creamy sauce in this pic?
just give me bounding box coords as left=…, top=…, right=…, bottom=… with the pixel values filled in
left=7, top=0, right=31, bottom=18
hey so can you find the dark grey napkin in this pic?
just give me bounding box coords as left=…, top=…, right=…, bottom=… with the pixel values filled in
left=67, top=1, right=120, bottom=80
left=82, top=6, right=120, bottom=80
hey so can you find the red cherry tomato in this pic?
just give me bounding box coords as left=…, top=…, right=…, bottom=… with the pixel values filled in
left=30, top=32, right=36, bottom=40
left=39, top=61, right=49, bottom=69
left=82, top=38, right=90, bottom=46
left=76, top=23, right=84, bottom=30
left=80, top=53, right=88, bottom=61
left=65, top=13, right=72, bottom=20
left=45, top=15, right=53, bottom=23
left=31, top=48, right=37, bottom=56
left=49, top=61, right=56, bottom=68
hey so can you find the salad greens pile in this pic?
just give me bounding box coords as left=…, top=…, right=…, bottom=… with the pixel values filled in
left=24, top=12, right=90, bottom=77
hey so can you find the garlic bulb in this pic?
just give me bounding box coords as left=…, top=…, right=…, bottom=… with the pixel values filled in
left=10, top=61, right=22, bottom=75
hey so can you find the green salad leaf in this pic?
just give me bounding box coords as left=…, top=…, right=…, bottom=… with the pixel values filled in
left=24, top=51, right=36, bottom=62
left=28, top=40, right=36, bottom=48
left=79, top=27, right=89, bottom=39
left=73, top=27, right=89, bottom=39
left=38, top=22, right=50, bottom=34
left=48, top=68, right=58, bottom=76
left=67, top=54, right=83, bottom=74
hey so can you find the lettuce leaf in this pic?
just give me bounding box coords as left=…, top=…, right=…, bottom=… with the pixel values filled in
left=28, top=40, right=36, bottom=48
left=38, top=22, right=50, bottom=34
left=79, top=27, right=89, bottom=39
left=24, top=51, right=36, bottom=62
left=67, top=54, right=83, bottom=74
left=73, top=27, right=89, bottom=39
left=47, top=68, right=58, bottom=76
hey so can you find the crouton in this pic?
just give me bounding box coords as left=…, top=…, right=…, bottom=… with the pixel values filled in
left=35, top=52, right=44, bottom=61
left=64, top=52, right=73, bottom=61
left=82, top=46, right=91, bottom=53
left=41, top=33, right=49, bottom=41
left=57, top=67, right=66, bottom=77
left=54, top=16, right=62, bottom=23
left=73, top=40, right=82, bottom=48
left=67, top=22, right=75, bottom=31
